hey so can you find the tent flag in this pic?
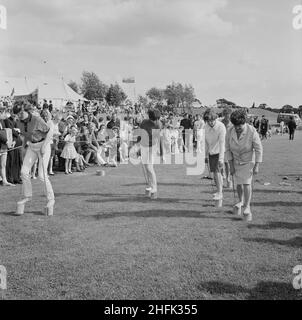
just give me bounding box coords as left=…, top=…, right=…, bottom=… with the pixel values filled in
left=10, top=88, right=14, bottom=96
left=122, top=77, right=135, bottom=84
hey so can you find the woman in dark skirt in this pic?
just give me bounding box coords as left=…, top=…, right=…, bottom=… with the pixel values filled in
left=5, top=114, right=23, bottom=184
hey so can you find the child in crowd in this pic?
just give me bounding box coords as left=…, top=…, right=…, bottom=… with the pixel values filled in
left=61, top=126, right=78, bottom=174
left=104, top=127, right=119, bottom=167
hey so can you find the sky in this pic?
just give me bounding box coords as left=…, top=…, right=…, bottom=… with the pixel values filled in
left=0, top=0, right=302, bottom=107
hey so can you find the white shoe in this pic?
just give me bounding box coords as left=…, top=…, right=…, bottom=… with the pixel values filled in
left=16, top=198, right=31, bottom=215
left=233, top=202, right=243, bottom=216
left=243, top=206, right=252, bottom=222
left=213, top=193, right=223, bottom=201
left=150, top=192, right=158, bottom=200
left=45, top=200, right=55, bottom=216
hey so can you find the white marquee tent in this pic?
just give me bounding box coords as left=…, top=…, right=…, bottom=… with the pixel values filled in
left=0, top=77, right=88, bottom=109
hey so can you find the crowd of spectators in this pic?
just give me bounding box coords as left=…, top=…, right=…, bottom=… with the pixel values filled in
left=0, top=96, right=292, bottom=187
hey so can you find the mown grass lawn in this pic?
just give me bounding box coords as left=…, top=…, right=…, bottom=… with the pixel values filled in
left=1, top=132, right=302, bottom=300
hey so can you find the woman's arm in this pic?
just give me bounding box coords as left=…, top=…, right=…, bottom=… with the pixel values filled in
left=252, top=129, right=263, bottom=174
left=225, top=129, right=235, bottom=174
left=252, top=129, right=263, bottom=163
left=218, top=125, right=226, bottom=165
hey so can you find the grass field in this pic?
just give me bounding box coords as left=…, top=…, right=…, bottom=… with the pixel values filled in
left=1, top=132, right=302, bottom=300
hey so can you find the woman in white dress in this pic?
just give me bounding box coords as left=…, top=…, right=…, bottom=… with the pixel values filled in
left=61, top=126, right=78, bottom=174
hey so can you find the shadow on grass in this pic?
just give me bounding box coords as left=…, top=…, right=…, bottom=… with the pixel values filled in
left=199, top=281, right=301, bottom=300
left=55, top=192, right=133, bottom=198
left=56, top=192, right=235, bottom=208
left=0, top=210, right=45, bottom=217
left=85, top=195, right=230, bottom=208
left=121, top=182, right=201, bottom=187
left=243, top=236, right=302, bottom=248
left=253, top=201, right=302, bottom=207
left=248, top=221, right=302, bottom=230
left=277, top=174, right=302, bottom=178
left=252, top=189, right=302, bottom=194
left=92, top=210, right=243, bottom=220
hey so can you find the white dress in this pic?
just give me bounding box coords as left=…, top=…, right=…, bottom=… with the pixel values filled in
left=61, top=135, right=77, bottom=160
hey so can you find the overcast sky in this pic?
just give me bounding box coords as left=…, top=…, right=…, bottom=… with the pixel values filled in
left=1, top=0, right=302, bottom=107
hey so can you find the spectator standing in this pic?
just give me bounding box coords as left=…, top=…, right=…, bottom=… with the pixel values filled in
left=259, top=115, right=269, bottom=140
left=193, top=114, right=205, bottom=153
left=279, top=120, right=285, bottom=136
left=288, top=116, right=297, bottom=141
left=180, top=113, right=193, bottom=152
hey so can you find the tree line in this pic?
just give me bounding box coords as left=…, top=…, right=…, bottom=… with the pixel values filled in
left=68, top=71, right=196, bottom=110
left=69, top=71, right=302, bottom=114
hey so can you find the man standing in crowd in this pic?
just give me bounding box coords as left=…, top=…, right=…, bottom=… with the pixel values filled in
left=288, top=116, right=297, bottom=141
left=13, top=103, right=55, bottom=216
left=180, top=113, right=193, bottom=152
left=139, top=109, right=161, bottom=199
left=42, top=99, right=48, bottom=110
left=204, top=109, right=226, bottom=201
left=260, top=115, right=269, bottom=140
left=48, top=101, right=53, bottom=113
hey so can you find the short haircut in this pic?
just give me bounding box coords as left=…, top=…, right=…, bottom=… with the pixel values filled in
left=230, top=109, right=247, bottom=126
left=148, top=109, right=160, bottom=121
left=13, top=105, right=22, bottom=115
left=203, top=108, right=218, bottom=122
left=222, top=107, right=232, bottom=116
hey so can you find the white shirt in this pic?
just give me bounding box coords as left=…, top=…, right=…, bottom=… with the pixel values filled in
left=48, top=120, right=59, bottom=144
left=194, top=119, right=205, bottom=130
left=205, top=120, right=226, bottom=162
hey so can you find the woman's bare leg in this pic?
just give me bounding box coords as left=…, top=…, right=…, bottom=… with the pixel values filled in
left=0, top=154, right=15, bottom=186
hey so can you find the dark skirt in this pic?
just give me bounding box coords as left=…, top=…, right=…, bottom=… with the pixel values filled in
left=6, top=139, right=23, bottom=184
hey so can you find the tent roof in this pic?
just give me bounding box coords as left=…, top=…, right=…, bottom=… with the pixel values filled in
left=37, top=81, right=87, bottom=101
left=0, top=77, right=87, bottom=101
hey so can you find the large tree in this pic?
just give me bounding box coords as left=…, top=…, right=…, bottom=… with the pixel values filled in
left=105, top=83, right=127, bottom=107
left=80, top=71, right=108, bottom=100
left=146, top=87, right=165, bottom=103
left=164, top=82, right=195, bottom=109
left=281, top=105, right=294, bottom=113
left=137, top=95, right=149, bottom=108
